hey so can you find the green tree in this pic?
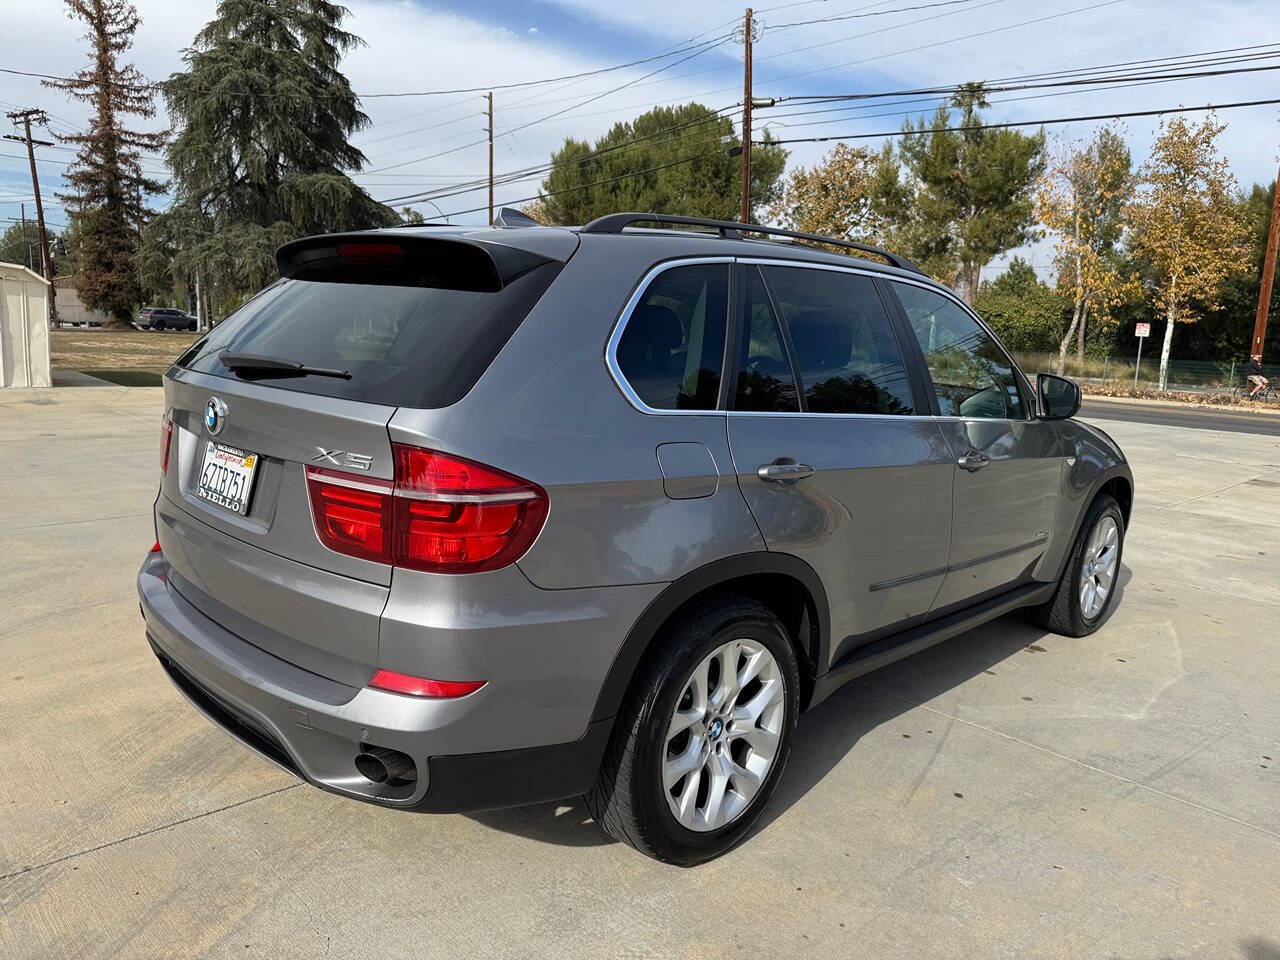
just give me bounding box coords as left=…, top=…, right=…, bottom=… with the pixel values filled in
left=871, top=84, right=1045, bottom=302
left=535, top=103, right=787, bottom=225
left=1126, top=115, right=1249, bottom=390
left=1174, top=180, right=1280, bottom=363
left=767, top=142, right=883, bottom=243
left=0, top=221, right=62, bottom=272
left=145, top=0, right=396, bottom=300
left=43, top=0, right=166, bottom=325
left=1036, top=127, right=1139, bottom=372
left=973, top=257, right=1069, bottom=354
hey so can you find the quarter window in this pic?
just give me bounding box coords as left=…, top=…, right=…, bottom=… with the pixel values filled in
left=616, top=264, right=728, bottom=410
left=733, top=268, right=800, bottom=412
left=892, top=282, right=1027, bottom=420
left=764, top=266, right=914, bottom=415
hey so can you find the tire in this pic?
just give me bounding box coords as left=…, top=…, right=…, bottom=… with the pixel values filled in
left=188, top=321, right=197, bottom=331
left=585, top=595, right=801, bottom=865
left=1028, top=494, right=1124, bottom=637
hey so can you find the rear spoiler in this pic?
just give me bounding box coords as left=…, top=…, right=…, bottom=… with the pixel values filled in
left=276, top=233, right=554, bottom=292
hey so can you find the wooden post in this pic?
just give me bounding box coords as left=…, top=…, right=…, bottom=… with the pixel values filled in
left=1250, top=165, right=1280, bottom=362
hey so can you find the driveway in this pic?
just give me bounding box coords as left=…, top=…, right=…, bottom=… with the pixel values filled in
left=2, top=384, right=1278, bottom=959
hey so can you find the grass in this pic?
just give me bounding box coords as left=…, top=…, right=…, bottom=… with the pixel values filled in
left=51, top=329, right=199, bottom=385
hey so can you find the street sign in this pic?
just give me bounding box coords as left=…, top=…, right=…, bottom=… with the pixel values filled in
left=1133, top=323, right=1150, bottom=388
left=1135, top=322, right=1151, bottom=338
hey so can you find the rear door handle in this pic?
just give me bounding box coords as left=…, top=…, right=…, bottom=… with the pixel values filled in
left=957, top=451, right=990, bottom=472
left=757, top=460, right=815, bottom=483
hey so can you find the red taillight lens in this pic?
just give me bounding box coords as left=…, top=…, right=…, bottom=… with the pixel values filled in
left=149, top=540, right=161, bottom=554
left=391, top=445, right=548, bottom=574
left=160, top=414, right=174, bottom=476
left=305, top=468, right=394, bottom=563
left=305, top=447, right=547, bottom=573
left=368, top=668, right=485, bottom=699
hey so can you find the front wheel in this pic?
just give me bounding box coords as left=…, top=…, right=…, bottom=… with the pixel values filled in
left=585, top=596, right=800, bottom=864
left=1028, top=494, right=1125, bottom=637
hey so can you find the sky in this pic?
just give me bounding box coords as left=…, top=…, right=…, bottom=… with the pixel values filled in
left=2, top=0, right=1279, bottom=280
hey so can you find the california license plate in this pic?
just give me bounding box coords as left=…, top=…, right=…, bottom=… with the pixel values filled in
left=196, top=441, right=259, bottom=516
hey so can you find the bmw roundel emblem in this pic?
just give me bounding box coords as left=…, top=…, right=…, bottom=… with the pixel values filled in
left=205, top=397, right=227, bottom=436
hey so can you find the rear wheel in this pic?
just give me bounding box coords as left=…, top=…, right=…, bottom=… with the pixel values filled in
left=1028, top=494, right=1124, bottom=637
left=585, top=596, right=800, bottom=864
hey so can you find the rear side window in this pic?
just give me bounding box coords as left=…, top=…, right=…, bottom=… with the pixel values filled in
left=733, top=268, right=800, bottom=412
left=764, top=266, right=914, bottom=415
left=616, top=263, right=728, bottom=410
left=181, top=259, right=562, bottom=409
left=891, top=282, right=1027, bottom=420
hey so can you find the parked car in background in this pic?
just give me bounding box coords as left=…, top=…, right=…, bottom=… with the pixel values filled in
left=139, top=210, right=1132, bottom=864
left=138, top=307, right=197, bottom=331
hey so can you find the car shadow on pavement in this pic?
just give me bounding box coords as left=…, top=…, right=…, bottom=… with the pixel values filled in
left=469, top=566, right=1131, bottom=852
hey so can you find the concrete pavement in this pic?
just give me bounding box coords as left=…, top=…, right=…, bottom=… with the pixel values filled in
left=2, top=384, right=1278, bottom=959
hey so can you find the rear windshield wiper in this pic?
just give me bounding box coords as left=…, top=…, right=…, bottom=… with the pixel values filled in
left=219, top=350, right=351, bottom=380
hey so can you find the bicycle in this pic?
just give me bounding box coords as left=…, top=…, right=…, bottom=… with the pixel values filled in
left=1231, top=381, right=1278, bottom=401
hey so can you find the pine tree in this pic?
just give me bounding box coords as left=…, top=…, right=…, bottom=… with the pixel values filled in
left=147, top=0, right=397, bottom=297
left=43, top=0, right=166, bottom=325
left=872, top=84, right=1045, bottom=303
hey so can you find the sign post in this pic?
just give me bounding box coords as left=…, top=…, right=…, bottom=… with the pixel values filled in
left=1134, top=322, right=1151, bottom=389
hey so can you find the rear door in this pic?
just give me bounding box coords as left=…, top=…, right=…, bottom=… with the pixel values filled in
left=886, top=280, right=1064, bottom=613
left=725, top=262, right=954, bottom=665
left=156, top=235, right=567, bottom=682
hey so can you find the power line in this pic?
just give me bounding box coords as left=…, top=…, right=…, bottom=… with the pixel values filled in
left=439, top=148, right=724, bottom=220
left=755, top=96, right=1280, bottom=144
left=377, top=105, right=741, bottom=205
left=768, top=0, right=982, bottom=28
left=363, top=37, right=733, bottom=174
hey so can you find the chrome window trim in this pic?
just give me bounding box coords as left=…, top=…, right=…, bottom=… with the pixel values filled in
left=604, top=257, right=736, bottom=417
left=606, top=255, right=946, bottom=420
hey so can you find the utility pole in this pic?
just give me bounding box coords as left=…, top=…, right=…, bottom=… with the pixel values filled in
left=487, top=92, right=494, bottom=224
left=1251, top=163, right=1280, bottom=363
left=4, top=109, right=58, bottom=325
left=740, top=7, right=754, bottom=224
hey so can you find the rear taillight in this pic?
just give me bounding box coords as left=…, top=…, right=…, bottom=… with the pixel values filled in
left=304, top=446, right=547, bottom=574
left=160, top=414, right=174, bottom=476
left=305, top=469, right=393, bottom=564
left=149, top=540, right=161, bottom=554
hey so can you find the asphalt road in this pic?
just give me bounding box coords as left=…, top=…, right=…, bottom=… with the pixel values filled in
left=1082, top=397, right=1280, bottom=436
left=4, top=385, right=1280, bottom=960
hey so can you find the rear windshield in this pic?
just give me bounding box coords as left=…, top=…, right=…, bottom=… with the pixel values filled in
left=179, top=260, right=562, bottom=409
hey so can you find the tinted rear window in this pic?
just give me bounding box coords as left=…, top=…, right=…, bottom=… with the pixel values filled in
left=179, top=260, right=562, bottom=408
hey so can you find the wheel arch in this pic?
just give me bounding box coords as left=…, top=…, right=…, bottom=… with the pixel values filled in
left=1051, top=463, right=1134, bottom=583
left=590, top=552, right=831, bottom=724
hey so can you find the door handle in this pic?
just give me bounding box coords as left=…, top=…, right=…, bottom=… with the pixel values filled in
left=956, top=451, right=990, bottom=472
left=757, top=460, right=816, bottom=483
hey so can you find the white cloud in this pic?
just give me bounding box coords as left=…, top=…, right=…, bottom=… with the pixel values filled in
left=4, top=0, right=1276, bottom=248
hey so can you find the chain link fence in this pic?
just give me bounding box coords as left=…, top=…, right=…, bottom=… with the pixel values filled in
left=1011, top=353, right=1280, bottom=394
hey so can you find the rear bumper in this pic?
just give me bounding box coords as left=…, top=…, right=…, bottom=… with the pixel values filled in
left=138, top=552, right=615, bottom=811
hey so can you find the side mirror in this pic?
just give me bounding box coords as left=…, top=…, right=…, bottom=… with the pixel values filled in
left=1037, top=373, right=1081, bottom=420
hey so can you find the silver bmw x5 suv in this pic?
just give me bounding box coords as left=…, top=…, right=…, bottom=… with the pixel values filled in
left=139, top=210, right=1132, bottom=864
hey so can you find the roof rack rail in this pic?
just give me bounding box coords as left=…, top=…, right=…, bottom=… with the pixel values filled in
left=579, top=212, right=923, bottom=275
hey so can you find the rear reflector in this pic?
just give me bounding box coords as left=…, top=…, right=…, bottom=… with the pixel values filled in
left=368, top=669, right=485, bottom=699
left=160, top=414, right=174, bottom=476
left=304, top=446, right=547, bottom=574
left=149, top=541, right=161, bottom=554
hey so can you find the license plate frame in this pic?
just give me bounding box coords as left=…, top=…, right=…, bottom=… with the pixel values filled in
left=196, top=441, right=260, bottom=517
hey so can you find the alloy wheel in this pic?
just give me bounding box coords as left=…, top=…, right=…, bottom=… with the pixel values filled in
left=662, top=637, right=786, bottom=832
left=1079, top=515, right=1119, bottom=619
